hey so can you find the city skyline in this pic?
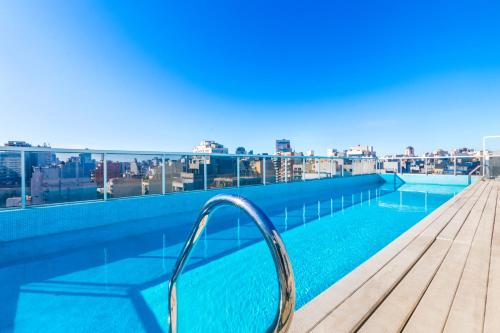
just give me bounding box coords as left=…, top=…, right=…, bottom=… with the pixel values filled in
left=0, top=138, right=489, bottom=158
left=0, top=137, right=482, bottom=208
left=1, top=1, right=500, bottom=155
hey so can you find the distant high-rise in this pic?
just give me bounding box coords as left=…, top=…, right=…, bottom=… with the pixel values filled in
left=235, top=147, right=246, bottom=155
left=404, top=146, right=415, bottom=157
left=4, top=141, right=31, bottom=147
left=275, top=139, right=291, bottom=153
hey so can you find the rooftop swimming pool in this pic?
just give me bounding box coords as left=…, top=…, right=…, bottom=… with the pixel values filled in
left=0, top=175, right=468, bottom=332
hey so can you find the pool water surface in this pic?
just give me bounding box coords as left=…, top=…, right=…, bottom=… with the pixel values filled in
left=0, top=181, right=465, bottom=332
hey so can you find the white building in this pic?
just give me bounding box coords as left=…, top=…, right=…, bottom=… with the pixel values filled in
left=193, top=140, right=229, bottom=154
left=346, top=145, right=376, bottom=157
left=326, top=148, right=339, bottom=157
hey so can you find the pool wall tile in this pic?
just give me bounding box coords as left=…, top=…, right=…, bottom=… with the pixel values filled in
left=0, top=175, right=385, bottom=242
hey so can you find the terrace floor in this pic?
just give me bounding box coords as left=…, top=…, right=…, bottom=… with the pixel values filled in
left=290, top=178, right=499, bottom=333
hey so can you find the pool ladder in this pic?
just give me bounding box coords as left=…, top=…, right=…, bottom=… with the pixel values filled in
left=168, top=194, right=296, bottom=333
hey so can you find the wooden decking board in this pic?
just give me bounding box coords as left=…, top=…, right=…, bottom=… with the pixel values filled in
left=356, top=183, right=491, bottom=333
left=443, top=183, right=498, bottom=333
left=438, top=183, right=491, bottom=241
left=289, top=180, right=483, bottom=333
left=402, top=242, right=471, bottom=333
left=310, top=182, right=487, bottom=333
left=357, top=238, right=451, bottom=333
left=484, top=185, right=500, bottom=333
left=402, top=182, right=493, bottom=333
left=311, top=236, right=437, bottom=333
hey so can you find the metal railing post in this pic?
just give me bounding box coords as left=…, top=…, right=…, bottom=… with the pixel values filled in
left=453, top=156, right=457, bottom=176
left=162, top=154, right=166, bottom=195
left=302, top=158, right=306, bottom=181
left=483, top=137, right=486, bottom=177
left=262, top=157, right=266, bottom=185
left=103, top=153, right=108, bottom=200
left=203, top=157, right=207, bottom=190
left=317, top=159, right=320, bottom=179
left=21, top=150, right=26, bottom=208
left=341, top=160, right=344, bottom=177
left=424, top=158, right=428, bottom=175
left=330, top=159, right=333, bottom=177
left=237, top=156, right=240, bottom=187
left=284, top=158, right=288, bottom=183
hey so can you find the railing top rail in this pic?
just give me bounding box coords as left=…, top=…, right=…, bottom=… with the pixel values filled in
left=0, top=146, right=377, bottom=160
left=378, top=155, right=484, bottom=160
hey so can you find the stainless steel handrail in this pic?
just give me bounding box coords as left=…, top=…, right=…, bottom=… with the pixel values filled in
left=167, top=194, right=296, bottom=333
left=468, top=164, right=482, bottom=184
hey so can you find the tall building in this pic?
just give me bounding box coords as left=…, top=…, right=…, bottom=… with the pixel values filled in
left=30, top=165, right=97, bottom=205
left=404, top=146, right=415, bottom=157
left=0, top=151, right=22, bottom=185
left=273, top=152, right=294, bottom=182
left=235, top=147, right=246, bottom=154
left=275, top=139, right=292, bottom=153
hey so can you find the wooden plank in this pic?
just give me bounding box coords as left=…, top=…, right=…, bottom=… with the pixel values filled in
left=357, top=183, right=491, bottom=333
left=484, top=181, right=500, bottom=333
left=443, top=183, right=497, bottom=333
left=403, top=182, right=493, bottom=333
left=289, top=181, right=483, bottom=333
left=310, top=182, right=487, bottom=333
left=438, top=182, right=492, bottom=240
left=357, top=239, right=451, bottom=333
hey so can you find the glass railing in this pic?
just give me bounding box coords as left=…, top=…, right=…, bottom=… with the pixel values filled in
left=377, top=156, right=483, bottom=176
left=0, top=146, right=385, bottom=209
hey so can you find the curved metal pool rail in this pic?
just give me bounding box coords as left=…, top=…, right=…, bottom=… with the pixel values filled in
left=168, top=194, right=296, bottom=333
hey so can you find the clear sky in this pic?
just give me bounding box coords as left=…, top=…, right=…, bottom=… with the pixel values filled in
left=1, top=0, right=500, bottom=155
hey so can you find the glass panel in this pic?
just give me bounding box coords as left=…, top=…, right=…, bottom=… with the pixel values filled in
left=290, top=157, right=304, bottom=182
left=318, top=158, right=333, bottom=178
left=205, top=155, right=237, bottom=189
left=332, top=159, right=342, bottom=177
left=0, top=150, right=22, bottom=209
left=351, top=159, right=373, bottom=175
left=263, top=157, right=276, bottom=184
left=455, top=156, right=480, bottom=175
left=28, top=151, right=102, bottom=206
left=239, top=156, right=263, bottom=186
left=104, top=154, right=162, bottom=199
left=342, top=159, right=353, bottom=176
left=165, top=154, right=204, bottom=192
left=303, top=158, right=318, bottom=180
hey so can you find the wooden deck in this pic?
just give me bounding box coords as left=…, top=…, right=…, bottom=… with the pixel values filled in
left=290, top=178, right=499, bottom=333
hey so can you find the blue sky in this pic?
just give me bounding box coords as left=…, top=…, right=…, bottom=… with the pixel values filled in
left=1, top=0, right=500, bottom=155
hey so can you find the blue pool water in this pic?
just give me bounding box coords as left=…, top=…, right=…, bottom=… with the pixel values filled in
left=0, top=181, right=465, bottom=332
